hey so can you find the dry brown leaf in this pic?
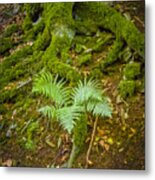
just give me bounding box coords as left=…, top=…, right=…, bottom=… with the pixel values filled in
left=87, top=160, right=93, bottom=165
left=2, top=159, right=12, bottom=167
left=104, top=143, right=110, bottom=151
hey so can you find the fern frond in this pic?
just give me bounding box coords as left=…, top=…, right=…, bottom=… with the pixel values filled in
left=38, top=105, right=57, bottom=119
left=56, top=105, right=84, bottom=134
left=87, top=98, right=112, bottom=118
left=72, top=78, right=103, bottom=104
left=32, top=71, right=70, bottom=107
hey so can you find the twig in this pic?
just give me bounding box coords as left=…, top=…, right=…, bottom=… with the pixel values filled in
left=16, top=78, right=32, bottom=89
left=134, top=16, right=145, bottom=28
left=85, top=116, right=98, bottom=168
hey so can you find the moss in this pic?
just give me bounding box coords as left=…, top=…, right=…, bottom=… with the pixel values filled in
left=93, top=33, right=114, bottom=52
left=43, top=3, right=74, bottom=28
left=40, top=3, right=75, bottom=62
left=124, top=62, right=141, bottom=80
left=1, top=46, right=32, bottom=70
left=101, top=39, right=123, bottom=70
left=25, top=18, right=45, bottom=41
left=0, top=37, right=14, bottom=54
left=74, top=2, right=144, bottom=57
left=3, top=24, right=20, bottom=37
left=24, top=3, right=42, bottom=22
left=73, top=116, right=87, bottom=148
left=33, top=26, right=51, bottom=51
left=46, top=59, right=81, bottom=82
left=75, top=43, right=84, bottom=53
left=0, top=87, right=17, bottom=103
left=50, top=25, right=75, bottom=62
left=77, top=53, right=92, bottom=66
left=22, top=16, right=33, bottom=31
left=118, top=80, right=136, bottom=98
left=25, top=121, right=39, bottom=151
left=0, top=104, right=7, bottom=114
left=22, top=4, right=42, bottom=31
left=89, top=68, right=103, bottom=79
left=0, top=46, right=33, bottom=89
left=67, top=115, right=87, bottom=167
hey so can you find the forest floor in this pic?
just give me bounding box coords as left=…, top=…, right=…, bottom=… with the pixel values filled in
left=0, top=2, right=145, bottom=169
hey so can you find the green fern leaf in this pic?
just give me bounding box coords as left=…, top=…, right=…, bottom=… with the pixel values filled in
left=72, top=78, right=103, bottom=104
left=32, top=71, right=70, bottom=107
left=56, top=105, right=84, bottom=134
left=87, top=99, right=112, bottom=118
left=38, top=105, right=56, bottom=119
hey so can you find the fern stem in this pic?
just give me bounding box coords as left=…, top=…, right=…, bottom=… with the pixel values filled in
left=67, top=143, right=79, bottom=168
left=85, top=116, right=98, bottom=168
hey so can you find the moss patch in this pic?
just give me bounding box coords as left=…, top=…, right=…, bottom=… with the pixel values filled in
left=124, top=62, right=141, bottom=80
left=118, top=80, right=136, bottom=98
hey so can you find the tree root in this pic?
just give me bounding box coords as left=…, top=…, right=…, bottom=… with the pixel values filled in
left=85, top=116, right=98, bottom=168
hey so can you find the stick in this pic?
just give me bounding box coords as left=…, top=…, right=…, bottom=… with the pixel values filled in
left=85, top=116, right=98, bottom=168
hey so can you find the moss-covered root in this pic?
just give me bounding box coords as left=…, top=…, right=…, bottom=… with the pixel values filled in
left=124, top=62, right=141, bottom=80
left=75, top=2, right=144, bottom=57
left=42, top=3, right=75, bottom=62
left=100, top=39, right=123, bottom=70
left=67, top=116, right=87, bottom=168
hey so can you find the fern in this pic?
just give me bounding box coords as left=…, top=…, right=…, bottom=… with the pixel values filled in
left=33, top=72, right=112, bottom=133
left=87, top=100, right=112, bottom=118
left=72, top=78, right=103, bottom=104
left=38, top=104, right=83, bottom=133
left=72, top=78, right=112, bottom=118
left=38, top=105, right=57, bottom=119
left=56, top=105, right=84, bottom=133
left=32, top=71, right=70, bottom=107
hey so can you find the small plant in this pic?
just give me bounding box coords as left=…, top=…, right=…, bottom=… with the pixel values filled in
left=32, top=70, right=112, bottom=167
left=32, top=71, right=83, bottom=133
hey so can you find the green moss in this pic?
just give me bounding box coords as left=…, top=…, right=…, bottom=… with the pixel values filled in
left=124, top=62, right=141, bottom=80
left=73, top=116, right=87, bottom=148
left=43, top=3, right=74, bottom=28
left=118, top=80, right=136, bottom=98
left=0, top=104, right=7, bottom=114
left=93, top=33, right=114, bottom=52
left=74, top=2, right=144, bottom=57
left=0, top=87, right=17, bottom=103
left=51, top=25, right=75, bottom=62
left=24, top=3, right=42, bottom=22
left=75, top=43, right=84, bottom=53
left=25, top=18, right=45, bottom=41
left=101, top=39, right=123, bottom=70
left=22, top=16, right=33, bottom=31
left=46, top=59, right=81, bottom=82
left=0, top=37, right=14, bottom=54
left=40, top=3, right=75, bottom=62
left=89, top=68, right=103, bottom=79
left=77, top=53, right=92, bottom=66
left=67, top=115, right=87, bottom=167
left=0, top=46, right=33, bottom=89
left=25, top=121, right=39, bottom=151
left=3, top=24, right=20, bottom=37
left=33, top=26, right=51, bottom=51
left=1, top=46, right=32, bottom=69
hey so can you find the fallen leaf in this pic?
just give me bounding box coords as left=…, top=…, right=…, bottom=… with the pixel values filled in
left=104, top=143, right=110, bottom=151
left=87, top=160, right=93, bottom=165
left=97, top=128, right=104, bottom=136
left=2, top=159, right=12, bottom=167
left=107, top=137, right=114, bottom=145
left=45, top=139, right=55, bottom=148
